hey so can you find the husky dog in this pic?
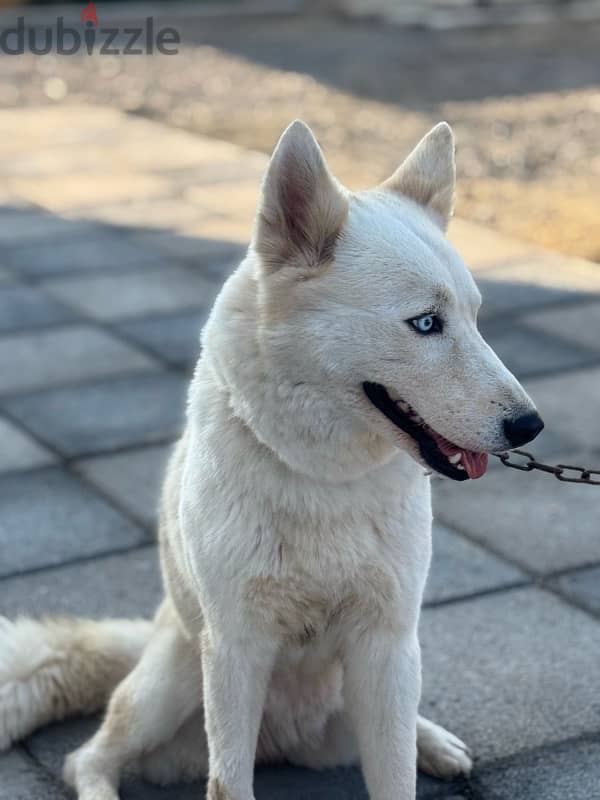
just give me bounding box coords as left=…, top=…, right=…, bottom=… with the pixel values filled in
left=0, top=121, right=543, bottom=800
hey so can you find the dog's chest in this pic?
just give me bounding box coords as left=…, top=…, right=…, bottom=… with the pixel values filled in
left=244, top=494, right=431, bottom=645
left=245, top=562, right=396, bottom=645
left=181, top=422, right=432, bottom=642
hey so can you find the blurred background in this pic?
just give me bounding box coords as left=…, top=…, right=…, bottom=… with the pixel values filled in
left=1, top=2, right=600, bottom=800
left=2, top=0, right=600, bottom=257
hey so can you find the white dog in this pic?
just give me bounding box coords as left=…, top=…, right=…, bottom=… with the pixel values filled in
left=0, top=120, right=543, bottom=800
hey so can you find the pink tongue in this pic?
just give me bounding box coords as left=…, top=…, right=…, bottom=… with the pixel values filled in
left=430, top=432, right=489, bottom=480
left=460, top=450, right=489, bottom=480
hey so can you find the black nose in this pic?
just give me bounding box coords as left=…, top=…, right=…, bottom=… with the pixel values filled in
left=503, top=412, right=544, bottom=448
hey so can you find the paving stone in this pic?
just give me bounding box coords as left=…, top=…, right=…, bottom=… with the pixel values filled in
left=11, top=172, right=172, bottom=212
left=42, top=267, right=219, bottom=321
left=478, top=319, right=598, bottom=379
left=0, top=415, right=55, bottom=473
left=433, top=451, right=600, bottom=573
left=0, top=547, right=161, bottom=619
left=524, top=367, right=600, bottom=452
left=425, top=524, right=525, bottom=605
left=131, top=230, right=246, bottom=276
left=0, top=325, right=160, bottom=395
left=4, top=233, right=163, bottom=277
left=0, top=106, right=251, bottom=161
left=162, top=164, right=266, bottom=192
left=184, top=215, right=256, bottom=245
left=474, top=737, right=600, bottom=800
left=477, top=273, right=588, bottom=320
left=419, top=587, right=600, bottom=763
left=76, top=444, right=173, bottom=529
left=0, top=106, right=124, bottom=147
left=551, top=565, right=600, bottom=616
left=65, top=199, right=212, bottom=235
left=255, top=766, right=457, bottom=800
left=0, top=467, right=145, bottom=577
left=0, top=748, right=68, bottom=800
left=0, top=207, right=95, bottom=245
left=480, top=252, right=600, bottom=299
left=525, top=300, right=600, bottom=354
left=475, top=252, right=600, bottom=321
left=3, top=372, right=186, bottom=457
left=448, top=219, right=537, bottom=272
left=117, top=310, right=207, bottom=369
left=0, top=284, right=77, bottom=333
left=114, top=130, right=265, bottom=174
left=185, top=179, right=260, bottom=227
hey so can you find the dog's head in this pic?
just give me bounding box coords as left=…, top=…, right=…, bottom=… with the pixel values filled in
left=213, top=120, right=543, bottom=482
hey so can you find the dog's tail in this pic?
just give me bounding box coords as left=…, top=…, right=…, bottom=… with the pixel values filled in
left=0, top=615, right=152, bottom=751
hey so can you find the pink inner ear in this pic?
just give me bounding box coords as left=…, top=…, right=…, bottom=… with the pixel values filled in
left=255, top=127, right=348, bottom=271
left=277, top=154, right=316, bottom=257
left=382, top=123, right=455, bottom=228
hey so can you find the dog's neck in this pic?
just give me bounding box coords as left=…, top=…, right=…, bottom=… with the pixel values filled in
left=197, top=254, right=417, bottom=485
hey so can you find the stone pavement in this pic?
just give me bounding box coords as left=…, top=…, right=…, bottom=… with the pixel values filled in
left=1, top=106, right=600, bottom=800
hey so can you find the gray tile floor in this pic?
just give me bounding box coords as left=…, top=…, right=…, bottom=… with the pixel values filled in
left=1, top=115, right=600, bottom=800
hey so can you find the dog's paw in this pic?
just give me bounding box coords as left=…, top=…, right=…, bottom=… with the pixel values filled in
left=417, top=717, right=472, bottom=780
left=64, top=747, right=120, bottom=800
left=63, top=748, right=81, bottom=789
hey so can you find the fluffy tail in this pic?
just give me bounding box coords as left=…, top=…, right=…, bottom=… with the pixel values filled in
left=0, top=615, right=152, bottom=751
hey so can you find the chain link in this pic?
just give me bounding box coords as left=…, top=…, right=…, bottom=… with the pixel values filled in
left=492, top=450, right=600, bottom=485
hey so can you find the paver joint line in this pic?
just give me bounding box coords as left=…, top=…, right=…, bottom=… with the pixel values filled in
left=0, top=540, right=157, bottom=585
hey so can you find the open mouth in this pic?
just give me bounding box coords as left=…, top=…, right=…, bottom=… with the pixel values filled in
left=363, top=382, right=489, bottom=481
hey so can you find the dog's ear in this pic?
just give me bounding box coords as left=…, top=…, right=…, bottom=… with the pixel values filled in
left=382, top=122, right=455, bottom=229
left=254, top=120, right=348, bottom=273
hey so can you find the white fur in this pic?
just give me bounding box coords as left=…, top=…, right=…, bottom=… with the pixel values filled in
left=0, top=616, right=150, bottom=751
left=0, top=121, right=539, bottom=800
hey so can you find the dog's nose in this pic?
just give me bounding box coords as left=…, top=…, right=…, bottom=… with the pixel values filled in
left=503, top=411, right=544, bottom=448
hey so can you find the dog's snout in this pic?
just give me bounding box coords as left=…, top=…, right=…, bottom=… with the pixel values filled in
left=503, top=411, right=544, bottom=448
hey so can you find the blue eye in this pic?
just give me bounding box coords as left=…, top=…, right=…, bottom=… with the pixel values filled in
left=409, top=314, right=442, bottom=335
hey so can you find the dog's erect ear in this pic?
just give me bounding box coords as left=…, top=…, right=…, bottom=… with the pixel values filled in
left=382, top=122, right=455, bottom=229
left=254, top=120, right=348, bottom=273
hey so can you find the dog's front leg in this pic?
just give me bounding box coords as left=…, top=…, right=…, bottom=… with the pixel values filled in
left=201, top=626, right=278, bottom=800
left=343, top=628, right=421, bottom=800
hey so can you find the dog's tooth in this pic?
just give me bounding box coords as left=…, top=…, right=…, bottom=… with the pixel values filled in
left=448, top=453, right=462, bottom=464
left=456, top=464, right=466, bottom=471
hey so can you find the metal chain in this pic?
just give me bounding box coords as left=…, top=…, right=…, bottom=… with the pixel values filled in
left=492, top=450, right=600, bottom=485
